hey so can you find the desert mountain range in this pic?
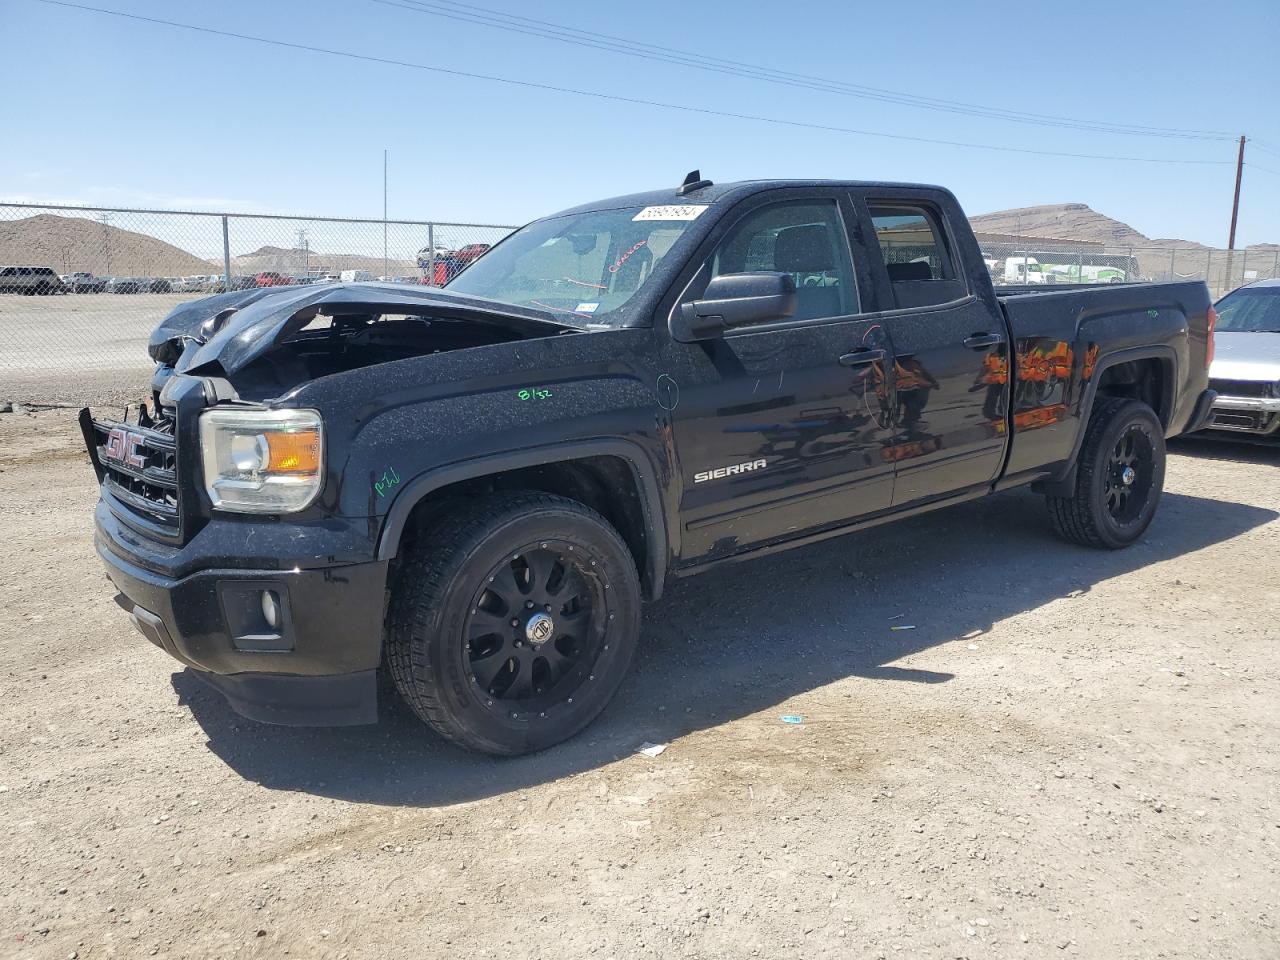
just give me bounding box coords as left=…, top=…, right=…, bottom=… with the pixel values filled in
left=1, top=208, right=1274, bottom=281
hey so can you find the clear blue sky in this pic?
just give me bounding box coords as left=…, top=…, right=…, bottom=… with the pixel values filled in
left=3, top=0, right=1278, bottom=246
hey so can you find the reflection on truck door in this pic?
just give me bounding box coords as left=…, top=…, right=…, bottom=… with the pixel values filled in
left=862, top=198, right=1010, bottom=506
left=665, top=194, right=897, bottom=563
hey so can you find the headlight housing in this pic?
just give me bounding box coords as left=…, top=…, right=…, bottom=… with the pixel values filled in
left=199, top=408, right=324, bottom=513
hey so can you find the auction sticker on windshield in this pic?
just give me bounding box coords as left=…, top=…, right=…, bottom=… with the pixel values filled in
left=632, top=205, right=709, bottom=221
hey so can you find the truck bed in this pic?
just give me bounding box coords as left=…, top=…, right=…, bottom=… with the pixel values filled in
left=995, top=279, right=1213, bottom=482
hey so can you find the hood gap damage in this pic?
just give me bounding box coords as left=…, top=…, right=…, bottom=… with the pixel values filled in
left=147, top=283, right=581, bottom=398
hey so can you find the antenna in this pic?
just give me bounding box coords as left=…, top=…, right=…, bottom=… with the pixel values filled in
left=677, top=169, right=713, bottom=196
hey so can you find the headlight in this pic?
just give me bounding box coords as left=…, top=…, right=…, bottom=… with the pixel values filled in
left=199, top=408, right=323, bottom=513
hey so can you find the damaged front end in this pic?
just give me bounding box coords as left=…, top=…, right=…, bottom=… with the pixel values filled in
left=149, top=282, right=582, bottom=399
left=85, top=283, right=584, bottom=547
left=81, top=284, right=591, bottom=724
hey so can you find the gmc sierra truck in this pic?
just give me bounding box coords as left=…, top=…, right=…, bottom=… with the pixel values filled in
left=81, top=173, right=1218, bottom=755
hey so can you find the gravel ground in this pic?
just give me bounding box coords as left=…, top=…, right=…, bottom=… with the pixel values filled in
left=1, top=410, right=1277, bottom=960
left=0, top=293, right=196, bottom=406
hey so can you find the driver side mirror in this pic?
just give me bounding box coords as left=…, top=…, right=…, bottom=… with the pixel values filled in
left=671, top=272, right=797, bottom=342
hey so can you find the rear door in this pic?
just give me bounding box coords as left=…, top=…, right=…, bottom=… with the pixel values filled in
left=661, top=190, right=897, bottom=565
left=852, top=192, right=1010, bottom=506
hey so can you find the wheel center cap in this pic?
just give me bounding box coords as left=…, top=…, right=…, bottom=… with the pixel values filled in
left=525, top=612, right=555, bottom=645
left=1120, top=466, right=1136, bottom=486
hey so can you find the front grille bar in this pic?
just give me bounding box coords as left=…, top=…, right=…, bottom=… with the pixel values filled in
left=83, top=409, right=182, bottom=534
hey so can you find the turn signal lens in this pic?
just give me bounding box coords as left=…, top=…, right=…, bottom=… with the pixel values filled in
left=265, top=430, right=321, bottom=474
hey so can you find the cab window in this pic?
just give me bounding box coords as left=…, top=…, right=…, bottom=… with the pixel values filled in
left=867, top=203, right=965, bottom=309
left=710, top=201, right=858, bottom=322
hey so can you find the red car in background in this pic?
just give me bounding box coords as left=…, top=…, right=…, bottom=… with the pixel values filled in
left=422, top=243, right=492, bottom=286
left=255, top=272, right=291, bottom=287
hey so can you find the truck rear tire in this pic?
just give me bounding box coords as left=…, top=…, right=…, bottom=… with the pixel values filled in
left=1046, top=397, right=1165, bottom=549
left=386, top=491, right=641, bottom=755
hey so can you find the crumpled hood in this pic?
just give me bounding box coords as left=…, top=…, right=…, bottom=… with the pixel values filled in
left=149, top=282, right=579, bottom=375
left=1209, top=331, right=1280, bottom=382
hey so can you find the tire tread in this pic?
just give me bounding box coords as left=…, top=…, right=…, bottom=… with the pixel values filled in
left=1046, top=397, right=1155, bottom=549
left=385, top=491, right=634, bottom=754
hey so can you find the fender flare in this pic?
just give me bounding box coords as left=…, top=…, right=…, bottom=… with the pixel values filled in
left=1046, top=344, right=1178, bottom=492
left=374, top=438, right=669, bottom=600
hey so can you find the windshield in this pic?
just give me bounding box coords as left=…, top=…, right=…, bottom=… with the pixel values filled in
left=446, top=204, right=707, bottom=325
left=1215, top=287, right=1280, bottom=333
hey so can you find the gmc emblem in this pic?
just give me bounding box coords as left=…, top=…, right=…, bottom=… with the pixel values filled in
left=104, top=427, right=147, bottom=469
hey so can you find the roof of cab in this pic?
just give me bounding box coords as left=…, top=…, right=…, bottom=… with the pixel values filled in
left=545, top=178, right=951, bottom=219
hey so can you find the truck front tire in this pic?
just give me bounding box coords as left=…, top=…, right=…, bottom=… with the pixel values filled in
left=1046, top=397, right=1166, bottom=549
left=386, top=491, right=641, bottom=755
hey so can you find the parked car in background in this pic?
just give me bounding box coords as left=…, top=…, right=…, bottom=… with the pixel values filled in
left=424, top=243, right=493, bottom=285
left=63, top=271, right=108, bottom=293
left=0, top=265, right=65, bottom=294
left=255, top=272, right=291, bottom=287
left=144, top=277, right=172, bottom=293
left=104, top=276, right=144, bottom=294
left=1199, top=279, right=1280, bottom=441
left=202, top=275, right=256, bottom=293
left=339, top=269, right=374, bottom=282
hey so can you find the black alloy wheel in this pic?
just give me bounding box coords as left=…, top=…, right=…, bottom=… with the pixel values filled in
left=1046, top=397, right=1166, bottom=549
left=387, top=491, right=641, bottom=755
left=1103, top=425, right=1155, bottom=525
left=464, top=541, right=607, bottom=717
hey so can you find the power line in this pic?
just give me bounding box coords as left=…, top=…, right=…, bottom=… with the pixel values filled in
left=36, top=0, right=1232, bottom=167
left=373, top=0, right=1235, bottom=142
left=1246, top=162, right=1280, bottom=177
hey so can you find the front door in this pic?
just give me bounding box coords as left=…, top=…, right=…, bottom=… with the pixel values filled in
left=661, top=195, right=898, bottom=566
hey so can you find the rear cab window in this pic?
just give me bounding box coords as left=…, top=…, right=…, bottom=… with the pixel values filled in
left=866, top=203, right=966, bottom=309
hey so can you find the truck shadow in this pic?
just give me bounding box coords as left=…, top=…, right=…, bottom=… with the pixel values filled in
left=172, top=488, right=1275, bottom=807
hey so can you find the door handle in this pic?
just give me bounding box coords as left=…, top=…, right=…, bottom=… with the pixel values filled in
left=838, top=347, right=886, bottom=367
left=963, top=333, right=1003, bottom=350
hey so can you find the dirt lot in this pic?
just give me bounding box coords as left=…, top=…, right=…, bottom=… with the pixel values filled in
left=0, top=411, right=1277, bottom=960
left=0, top=293, right=196, bottom=406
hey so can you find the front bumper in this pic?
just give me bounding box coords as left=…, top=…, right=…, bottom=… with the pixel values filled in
left=1203, top=393, right=1280, bottom=438
left=96, top=498, right=389, bottom=726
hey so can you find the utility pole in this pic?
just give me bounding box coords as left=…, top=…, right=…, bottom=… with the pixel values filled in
left=96, top=212, right=112, bottom=276
left=1223, top=135, right=1246, bottom=296
left=381, top=148, right=386, bottom=280
left=1228, top=135, right=1246, bottom=250
left=296, top=227, right=310, bottom=275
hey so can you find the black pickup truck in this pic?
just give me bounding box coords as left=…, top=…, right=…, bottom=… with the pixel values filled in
left=82, top=173, right=1217, bottom=755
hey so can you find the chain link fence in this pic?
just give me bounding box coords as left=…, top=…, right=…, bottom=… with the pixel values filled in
left=974, top=238, right=1279, bottom=296
left=1, top=201, right=1276, bottom=407
left=0, top=203, right=514, bottom=406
